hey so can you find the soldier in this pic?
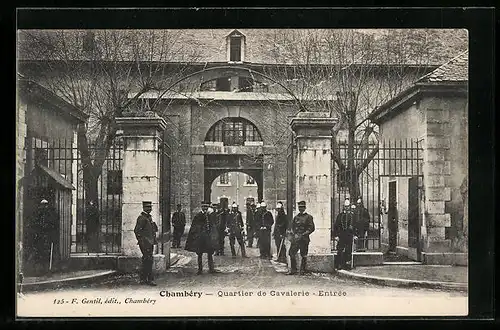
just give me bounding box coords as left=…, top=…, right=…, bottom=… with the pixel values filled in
left=333, top=198, right=358, bottom=270
left=287, top=201, right=315, bottom=275
left=354, top=198, right=370, bottom=251
left=215, top=204, right=229, bottom=256
left=171, top=203, right=186, bottom=248
left=246, top=201, right=257, bottom=248
left=258, top=202, right=274, bottom=259
left=134, top=201, right=159, bottom=286
left=226, top=203, right=248, bottom=258
left=185, top=201, right=220, bottom=274
left=273, top=202, right=288, bottom=264
left=30, top=199, right=60, bottom=275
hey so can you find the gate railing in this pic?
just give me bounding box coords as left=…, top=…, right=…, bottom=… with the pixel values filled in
left=24, top=137, right=123, bottom=257
left=159, top=140, right=172, bottom=254
left=333, top=138, right=423, bottom=251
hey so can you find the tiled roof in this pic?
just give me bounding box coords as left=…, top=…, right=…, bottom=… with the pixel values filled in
left=18, top=29, right=468, bottom=67
left=418, top=50, right=468, bottom=83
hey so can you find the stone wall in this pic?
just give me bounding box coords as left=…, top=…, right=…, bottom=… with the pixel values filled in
left=16, top=95, right=28, bottom=274
left=421, top=96, right=468, bottom=253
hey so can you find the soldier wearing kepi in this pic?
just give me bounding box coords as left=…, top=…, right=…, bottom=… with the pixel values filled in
left=226, top=203, right=248, bottom=258
left=258, top=202, right=274, bottom=259
left=185, top=201, right=220, bottom=274
left=134, top=201, right=159, bottom=286
left=333, top=198, right=358, bottom=270
left=273, top=202, right=288, bottom=264
left=287, top=201, right=315, bottom=275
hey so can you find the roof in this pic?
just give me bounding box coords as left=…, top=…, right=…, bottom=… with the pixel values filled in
left=369, top=50, right=468, bottom=124
left=37, top=164, right=75, bottom=190
left=417, top=50, right=468, bottom=83
left=17, top=29, right=468, bottom=67
left=18, top=77, right=89, bottom=123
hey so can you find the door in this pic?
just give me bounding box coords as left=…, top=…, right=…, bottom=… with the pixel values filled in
left=407, top=176, right=421, bottom=261
left=388, top=181, right=397, bottom=252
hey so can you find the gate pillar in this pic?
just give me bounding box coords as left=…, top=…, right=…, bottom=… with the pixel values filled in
left=291, top=112, right=337, bottom=272
left=116, top=113, right=168, bottom=274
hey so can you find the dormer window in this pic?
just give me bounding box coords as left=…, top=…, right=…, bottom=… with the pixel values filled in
left=227, top=30, right=245, bottom=63
left=230, top=36, right=242, bottom=62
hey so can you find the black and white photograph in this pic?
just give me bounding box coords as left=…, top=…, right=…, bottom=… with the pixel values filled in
left=15, top=14, right=473, bottom=317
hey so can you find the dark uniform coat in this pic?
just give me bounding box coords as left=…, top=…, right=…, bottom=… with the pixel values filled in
left=289, top=212, right=315, bottom=243
left=259, top=210, right=274, bottom=230
left=333, top=211, right=357, bottom=239
left=172, top=211, right=186, bottom=229
left=31, top=205, right=60, bottom=263
left=227, top=210, right=244, bottom=236
left=273, top=209, right=288, bottom=239
left=134, top=211, right=157, bottom=245
left=354, top=206, right=370, bottom=235
left=185, top=211, right=220, bottom=253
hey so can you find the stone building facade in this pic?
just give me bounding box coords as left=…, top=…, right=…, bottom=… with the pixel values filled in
left=370, top=51, right=468, bottom=265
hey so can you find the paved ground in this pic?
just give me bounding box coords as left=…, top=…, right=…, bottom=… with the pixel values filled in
left=17, top=244, right=468, bottom=317
left=350, top=265, right=468, bottom=283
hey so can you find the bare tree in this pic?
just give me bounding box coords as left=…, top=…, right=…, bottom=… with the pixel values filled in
left=262, top=29, right=467, bottom=198
left=18, top=29, right=200, bottom=251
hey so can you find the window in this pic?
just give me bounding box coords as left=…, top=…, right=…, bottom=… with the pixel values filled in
left=245, top=175, right=256, bottom=185
left=219, top=172, right=230, bottom=185
left=239, top=77, right=253, bottom=92
left=205, top=118, right=262, bottom=146
left=107, top=170, right=123, bottom=195
left=216, top=77, right=231, bottom=91
left=230, top=36, right=242, bottom=62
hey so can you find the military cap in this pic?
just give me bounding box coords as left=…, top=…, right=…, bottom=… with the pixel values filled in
left=276, top=202, right=283, bottom=209
left=297, top=201, right=306, bottom=207
left=40, top=199, right=49, bottom=204
left=142, top=201, right=152, bottom=206
left=260, top=202, right=267, bottom=207
left=231, top=202, right=238, bottom=208
left=201, top=201, right=211, bottom=207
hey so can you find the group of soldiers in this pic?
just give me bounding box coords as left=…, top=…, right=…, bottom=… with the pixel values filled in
left=333, top=197, right=371, bottom=270
left=133, top=196, right=371, bottom=284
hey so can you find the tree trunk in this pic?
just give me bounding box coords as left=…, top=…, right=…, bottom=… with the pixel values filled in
left=83, top=168, right=100, bottom=253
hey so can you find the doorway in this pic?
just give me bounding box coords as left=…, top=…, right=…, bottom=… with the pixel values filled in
left=388, top=181, right=398, bottom=252
left=407, top=176, right=421, bottom=261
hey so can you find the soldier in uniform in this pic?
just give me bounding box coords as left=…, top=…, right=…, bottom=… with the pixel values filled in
left=185, top=201, right=220, bottom=274
left=215, top=204, right=228, bottom=256
left=333, top=198, right=358, bottom=270
left=253, top=202, right=262, bottom=249
left=226, top=203, right=248, bottom=258
left=30, top=199, right=60, bottom=275
left=246, top=201, right=257, bottom=248
left=171, top=203, right=186, bottom=248
left=258, top=202, right=274, bottom=259
left=134, top=201, right=159, bottom=285
left=287, top=201, right=315, bottom=275
left=353, top=198, right=370, bottom=251
left=273, top=202, right=288, bottom=263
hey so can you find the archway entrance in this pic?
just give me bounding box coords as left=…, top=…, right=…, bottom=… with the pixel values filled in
left=204, top=154, right=263, bottom=204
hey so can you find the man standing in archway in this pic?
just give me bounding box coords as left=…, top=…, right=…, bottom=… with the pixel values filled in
left=246, top=201, right=257, bottom=248
left=258, top=202, right=274, bottom=259
left=227, top=203, right=248, bottom=258
left=171, top=204, right=186, bottom=248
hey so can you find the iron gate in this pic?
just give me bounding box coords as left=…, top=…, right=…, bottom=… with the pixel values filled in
left=159, top=140, right=172, bottom=254
left=24, top=137, right=123, bottom=257
left=333, top=138, right=423, bottom=251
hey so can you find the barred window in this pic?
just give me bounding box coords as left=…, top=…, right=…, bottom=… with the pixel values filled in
left=205, top=118, right=262, bottom=146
